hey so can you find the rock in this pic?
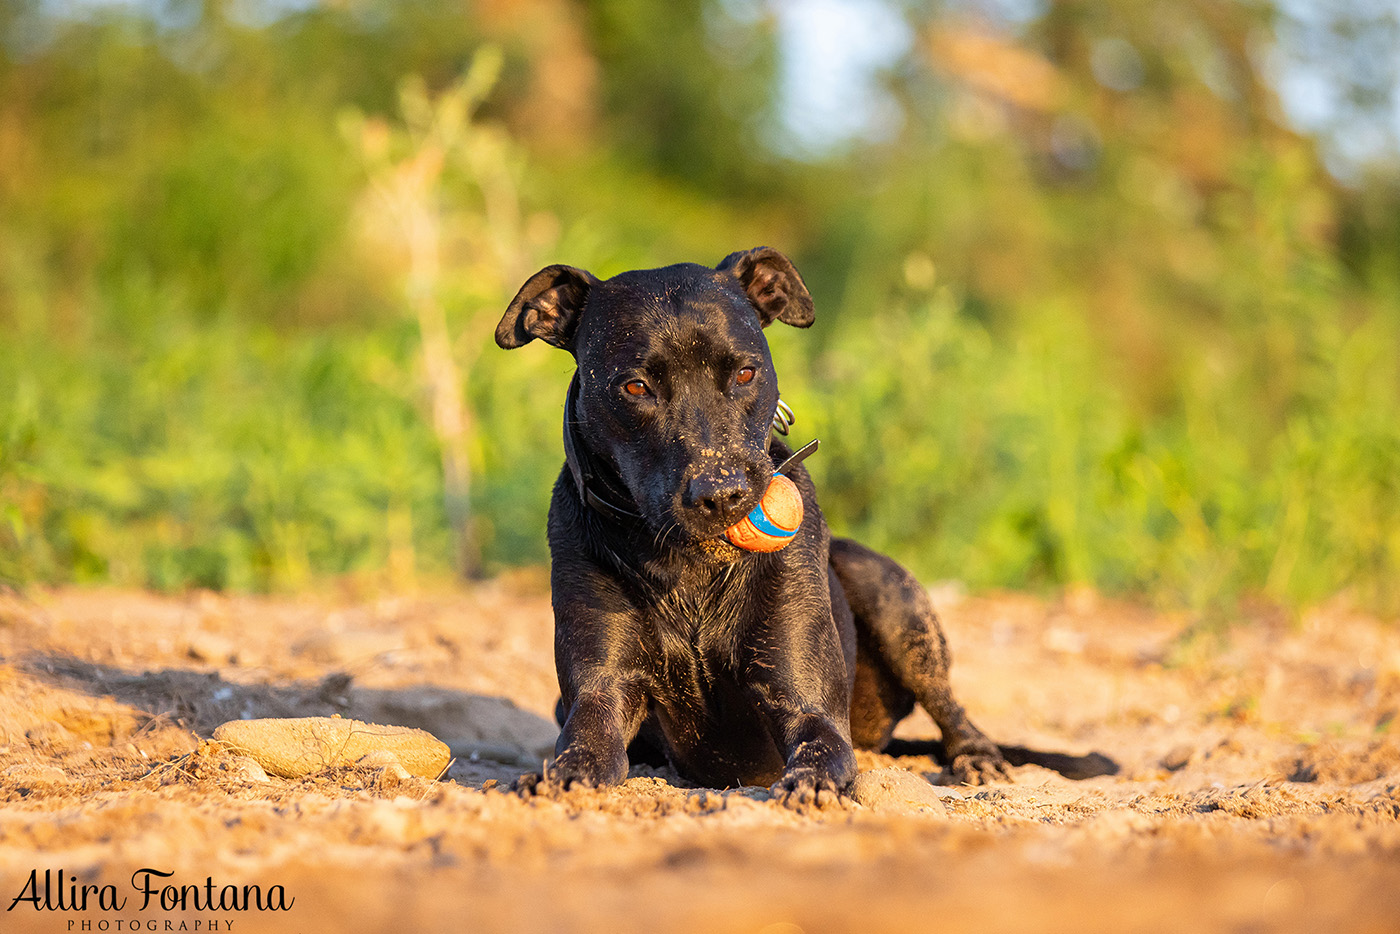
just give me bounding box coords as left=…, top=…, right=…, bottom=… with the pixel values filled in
left=374, top=762, right=412, bottom=794
left=229, top=756, right=271, bottom=783
left=187, top=633, right=239, bottom=665
left=848, top=768, right=948, bottom=815
left=212, top=717, right=450, bottom=780
left=1161, top=744, right=1194, bottom=772
left=357, top=750, right=418, bottom=793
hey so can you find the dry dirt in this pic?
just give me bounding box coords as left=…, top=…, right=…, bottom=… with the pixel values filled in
left=1, top=578, right=1398, bottom=934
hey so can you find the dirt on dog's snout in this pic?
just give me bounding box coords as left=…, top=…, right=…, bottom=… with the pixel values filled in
left=1, top=581, right=1398, bottom=934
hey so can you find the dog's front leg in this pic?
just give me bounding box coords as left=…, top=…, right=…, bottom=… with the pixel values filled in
left=745, top=607, right=858, bottom=810
left=515, top=676, right=648, bottom=796
left=546, top=678, right=649, bottom=788
left=516, top=568, right=652, bottom=795
left=761, top=702, right=857, bottom=810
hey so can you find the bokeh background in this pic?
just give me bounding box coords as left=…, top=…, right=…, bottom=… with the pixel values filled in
left=2, top=0, right=1398, bottom=616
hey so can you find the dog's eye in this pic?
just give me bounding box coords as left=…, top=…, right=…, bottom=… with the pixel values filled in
left=735, top=367, right=756, bottom=386
left=623, top=380, right=650, bottom=397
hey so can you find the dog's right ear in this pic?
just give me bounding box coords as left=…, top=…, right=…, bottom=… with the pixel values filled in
left=496, top=265, right=599, bottom=351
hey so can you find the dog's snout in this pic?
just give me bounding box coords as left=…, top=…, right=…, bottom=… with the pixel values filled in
left=683, top=472, right=752, bottom=523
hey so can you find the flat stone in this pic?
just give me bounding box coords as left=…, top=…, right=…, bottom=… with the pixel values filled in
left=213, top=717, right=449, bottom=779
left=848, top=768, right=948, bottom=815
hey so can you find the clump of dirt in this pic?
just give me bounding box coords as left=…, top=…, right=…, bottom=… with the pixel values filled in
left=1286, top=737, right=1400, bottom=784
left=0, top=584, right=1397, bottom=934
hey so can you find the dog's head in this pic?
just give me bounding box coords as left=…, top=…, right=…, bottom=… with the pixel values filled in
left=496, top=247, right=814, bottom=544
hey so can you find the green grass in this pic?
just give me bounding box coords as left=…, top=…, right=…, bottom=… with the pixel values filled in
left=4, top=270, right=1398, bottom=614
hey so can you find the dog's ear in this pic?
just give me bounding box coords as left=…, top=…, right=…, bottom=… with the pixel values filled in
left=717, top=247, right=815, bottom=328
left=496, top=265, right=599, bottom=351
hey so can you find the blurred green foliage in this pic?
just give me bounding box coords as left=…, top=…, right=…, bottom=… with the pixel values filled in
left=1, top=0, right=1398, bottom=613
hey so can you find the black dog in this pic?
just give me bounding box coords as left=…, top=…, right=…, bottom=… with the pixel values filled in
left=496, top=247, right=1112, bottom=807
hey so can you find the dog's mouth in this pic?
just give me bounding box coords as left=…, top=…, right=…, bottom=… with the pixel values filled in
left=694, top=537, right=746, bottom=561
left=652, top=523, right=748, bottom=562
left=651, top=517, right=739, bottom=548
left=611, top=441, right=784, bottom=556
left=646, top=500, right=762, bottom=553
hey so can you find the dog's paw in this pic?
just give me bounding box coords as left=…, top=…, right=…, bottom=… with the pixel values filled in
left=513, top=746, right=624, bottom=797
left=511, top=771, right=548, bottom=797
left=510, top=769, right=595, bottom=798
left=769, top=768, right=848, bottom=812
left=949, top=750, right=1011, bottom=785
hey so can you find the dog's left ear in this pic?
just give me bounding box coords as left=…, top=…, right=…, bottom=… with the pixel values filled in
left=718, top=247, right=815, bottom=328
left=496, top=264, right=600, bottom=351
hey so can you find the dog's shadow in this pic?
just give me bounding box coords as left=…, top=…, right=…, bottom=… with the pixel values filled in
left=883, top=738, right=1120, bottom=782
left=13, top=653, right=559, bottom=783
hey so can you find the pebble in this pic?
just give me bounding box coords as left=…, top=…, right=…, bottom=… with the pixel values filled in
left=212, top=717, right=449, bottom=779
left=229, top=756, right=271, bottom=783
left=186, top=633, right=239, bottom=665
left=848, top=768, right=948, bottom=815
left=374, top=762, right=412, bottom=794
left=1161, top=744, right=1195, bottom=772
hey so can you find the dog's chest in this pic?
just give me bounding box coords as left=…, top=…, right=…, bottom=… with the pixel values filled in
left=647, top=585, right=743, bottom=662
left=637, top=566, right=753, bottom=687
left=638, top=575, right=786, bottom=786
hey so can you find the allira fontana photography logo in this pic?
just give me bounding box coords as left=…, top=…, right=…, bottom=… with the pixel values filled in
left=8, top=868, right=294, bottom=930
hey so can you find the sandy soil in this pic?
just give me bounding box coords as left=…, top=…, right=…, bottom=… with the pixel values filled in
left=1, top=577, right=1398, bottom=934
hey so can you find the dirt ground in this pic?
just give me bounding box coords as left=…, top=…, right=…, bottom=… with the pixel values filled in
left=1, top=576, right=1398, bottom=934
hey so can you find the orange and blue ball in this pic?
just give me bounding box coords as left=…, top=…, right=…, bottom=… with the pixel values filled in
left=725, top=473, right=803, bottom=552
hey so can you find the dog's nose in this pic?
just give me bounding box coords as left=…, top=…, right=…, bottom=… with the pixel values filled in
left=683, top=472, right=752, bottom=523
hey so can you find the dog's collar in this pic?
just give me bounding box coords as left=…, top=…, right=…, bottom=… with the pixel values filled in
left=563, top=373, right=643, bottom=521
left=561, top=372, right=806, bottom=524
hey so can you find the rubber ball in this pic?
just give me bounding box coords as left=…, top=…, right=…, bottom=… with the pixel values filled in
left=726, top=473, right=803, bottom=552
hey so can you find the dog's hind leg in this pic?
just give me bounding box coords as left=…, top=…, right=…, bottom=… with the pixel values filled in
left=829, top=537, right=1010, bottom=784
left=847, top=627, right=915, bottom=752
